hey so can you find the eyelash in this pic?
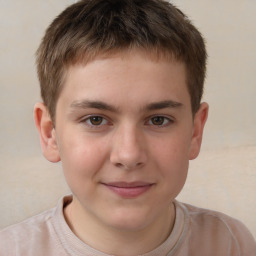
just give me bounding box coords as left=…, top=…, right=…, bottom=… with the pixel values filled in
left=146, top=115, right=173, bottom=127
left=81, top=115, right=110, bottom=128
left=81, top=115, right=174, bottom=129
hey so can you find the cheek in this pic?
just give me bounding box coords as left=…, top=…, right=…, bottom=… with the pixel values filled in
left=151, top=133, right=191, bottom=191
left=58, top=135, right=109, bottom=184
left=158, top=142, right=189, bottom=181
left=153, top=131, right=192, bottom=165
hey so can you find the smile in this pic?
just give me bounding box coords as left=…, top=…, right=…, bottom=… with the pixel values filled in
left=101, top=182, right=154, bottom=198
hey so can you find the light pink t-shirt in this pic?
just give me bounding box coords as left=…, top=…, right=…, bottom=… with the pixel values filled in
left=0, top=195, right=255, bottom=256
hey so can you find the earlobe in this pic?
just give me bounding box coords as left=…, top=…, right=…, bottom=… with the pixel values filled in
left=189, top=102, right=209, bottom=160
left=34, top=102, right=61, bottom=163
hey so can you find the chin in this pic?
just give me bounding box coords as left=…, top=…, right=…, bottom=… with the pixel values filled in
left=104, top=208, right=154, bottom=232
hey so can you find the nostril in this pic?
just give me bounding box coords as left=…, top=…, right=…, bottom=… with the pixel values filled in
left=114, top=161, right=144, bottom=170
left=136, top=162, right=144, bottom=167
left=115, top=163, right=123, bottom=168
left=110, top=135, right=147, bottom=170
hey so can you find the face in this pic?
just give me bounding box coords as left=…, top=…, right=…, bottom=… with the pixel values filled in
left=36, top=50, right=208, bottom=234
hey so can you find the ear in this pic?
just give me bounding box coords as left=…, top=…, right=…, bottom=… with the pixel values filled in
left=34, top=102, right=61, bottom=163
left=189, top=102, right=209, bottom=160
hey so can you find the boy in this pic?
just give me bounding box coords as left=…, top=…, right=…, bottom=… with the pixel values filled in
left=0, top=0, right=255, bottom=255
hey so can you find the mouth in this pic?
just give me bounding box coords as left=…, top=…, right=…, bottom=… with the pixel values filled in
left=101, top=181, right=154, bottom=198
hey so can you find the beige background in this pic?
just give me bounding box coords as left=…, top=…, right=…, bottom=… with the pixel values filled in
left=0, top=0, right=255, bottom=238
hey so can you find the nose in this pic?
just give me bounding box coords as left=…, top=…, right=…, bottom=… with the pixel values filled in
left=110, top=125, right=147, bottom=170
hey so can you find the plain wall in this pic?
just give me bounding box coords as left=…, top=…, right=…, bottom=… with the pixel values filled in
left=0, top=0, right=255, bottom=238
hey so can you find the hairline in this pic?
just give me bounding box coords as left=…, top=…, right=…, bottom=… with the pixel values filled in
left=51, top=47, right=194, bottom=123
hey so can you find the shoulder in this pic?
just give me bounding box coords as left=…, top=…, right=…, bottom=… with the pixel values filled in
left=0, top=208, right=54, bottom=248
left=181, top=202, right=253, bottom=234
left=176, top=201, right=256, bottom=256
left=0, top=207, right=54, bottom=234
left=0, top=200, right=69, bottom=256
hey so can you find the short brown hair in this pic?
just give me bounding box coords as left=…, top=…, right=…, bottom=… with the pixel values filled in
left=36, top=0, right=207, bottom=121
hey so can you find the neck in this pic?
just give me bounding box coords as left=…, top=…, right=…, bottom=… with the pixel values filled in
left=64, top=197, right=175, bottom=256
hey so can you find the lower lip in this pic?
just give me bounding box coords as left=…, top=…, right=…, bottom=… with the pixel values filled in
left=104, top=184, right=152, bottom=198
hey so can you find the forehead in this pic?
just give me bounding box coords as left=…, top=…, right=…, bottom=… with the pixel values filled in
left=58, top=49, right=190, bottom=111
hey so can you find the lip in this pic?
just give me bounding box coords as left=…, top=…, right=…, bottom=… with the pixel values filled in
left=101, top=181, right=154, bottom=198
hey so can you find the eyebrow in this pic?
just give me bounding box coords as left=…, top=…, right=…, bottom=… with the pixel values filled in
left=70, top=100, right=119, bottom=112
left=145, top=100, right=183, bottom=111
left=70, top=99, right=183, bottom=112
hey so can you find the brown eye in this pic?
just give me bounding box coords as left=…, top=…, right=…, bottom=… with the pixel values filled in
left=89, top=116, right=103, bottom=125
left=83, top=115, right=109, bottom=128
left=151, top=116, right=165, bottom=125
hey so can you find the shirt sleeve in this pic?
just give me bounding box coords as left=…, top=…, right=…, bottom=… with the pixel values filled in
left=226, top=217, right=256, bottom=256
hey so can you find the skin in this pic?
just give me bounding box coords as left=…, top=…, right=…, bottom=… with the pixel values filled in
left=34, top=50, right=208, bottom=255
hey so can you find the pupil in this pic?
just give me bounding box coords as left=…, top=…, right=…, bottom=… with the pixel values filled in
left=90, top=116, right=102, bottom=125
left=152, top=116, right=164, bottom=125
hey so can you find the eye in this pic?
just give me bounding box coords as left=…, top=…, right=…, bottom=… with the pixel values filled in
left=148, top=116, right=172, bottom=126
left=83, top=116, right=108, bottom=126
